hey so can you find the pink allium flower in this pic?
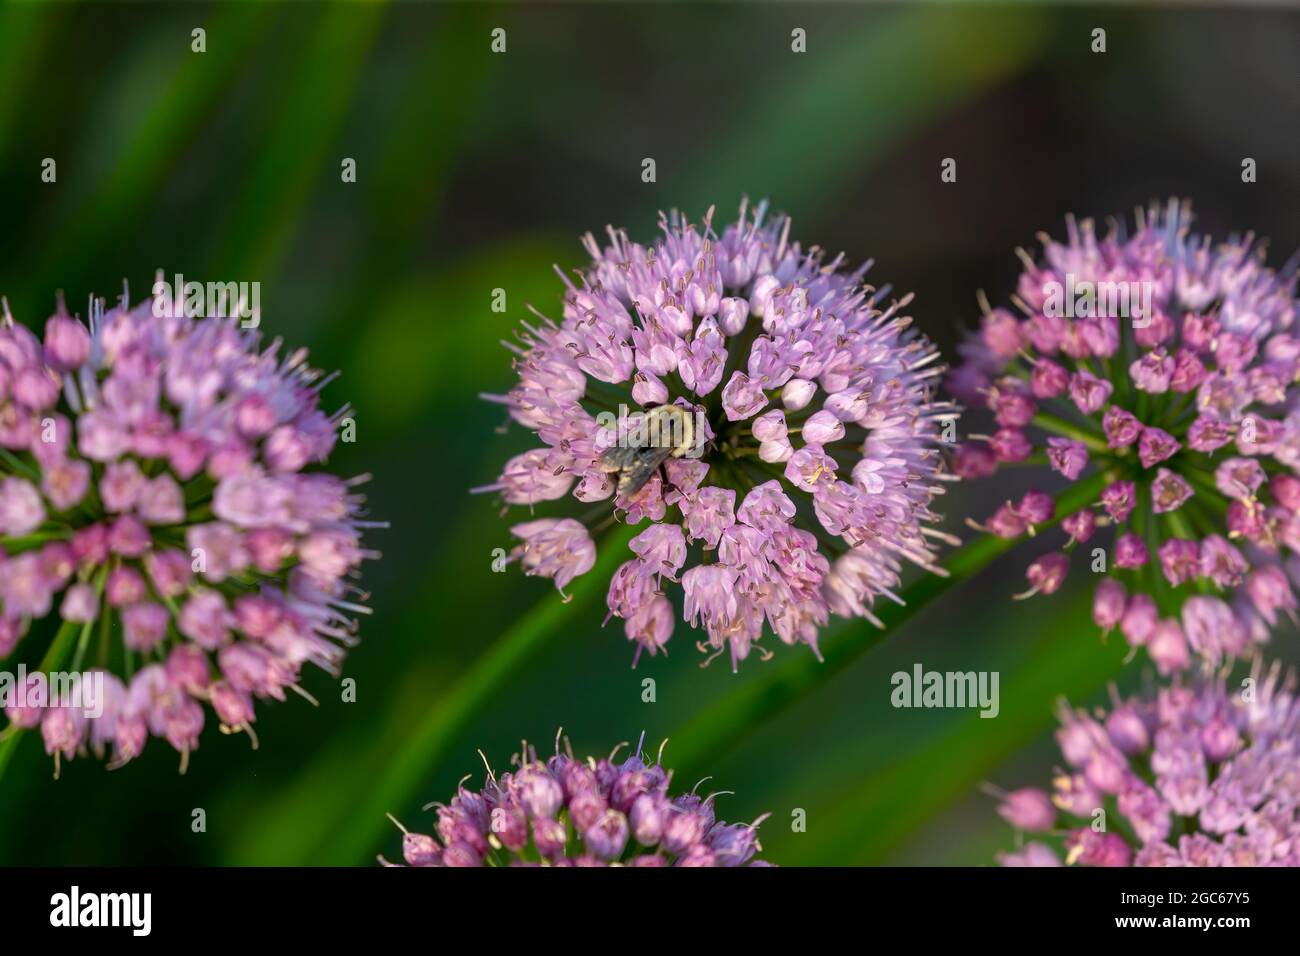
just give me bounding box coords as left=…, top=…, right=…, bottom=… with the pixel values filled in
left=477, top=201, right=954, bottom=669
left=993, top=786, right=1057, bottom=831
left=381, top=733, right=771, bottom=868
left=0, top=285, right=380, bottom=773
left=952, top=201, right=1300, bottom=672
left=996, top=842, right=1064, bottom=867
left=995, top=660, right=1300, bottom=867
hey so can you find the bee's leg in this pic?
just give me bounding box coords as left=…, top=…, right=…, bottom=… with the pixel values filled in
left=659, top=464, right=681, bottom=500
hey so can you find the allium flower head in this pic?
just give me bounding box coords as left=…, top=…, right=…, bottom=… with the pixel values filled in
left=478, top=200, right=954, bottom=669
left=994, top=660, right=1300, bottom=867
left=381, top=732, right=772, bottom=867
left=0, top=284, right=379, bottom=773
left=953, top=201, right=1300, bottom=673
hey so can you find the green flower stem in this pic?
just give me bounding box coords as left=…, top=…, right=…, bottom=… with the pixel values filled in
left=1031, top=411, right=1109, bottom=453
left=70, top=567, right=110, bottom=673
left=1182, top=468, right=1228, bottom=514
left=1161, top=393, right=1196, bottom=432
left=69, top=619, right=96, bottom=675
left=787, top=588, right=1128, bottom=864
left=263, top=523, right=638, bottom=866
left=302, top=470, right=1110, bottom=864
left=668, top=469, right=1113, bottom=775
left=0, top=531, right=71, bottom=551
left=0, top=448, right=39, bottom=481
left=0, top=618, right=81, bottom=782
left=1163, top=508, right=1197, bottom=542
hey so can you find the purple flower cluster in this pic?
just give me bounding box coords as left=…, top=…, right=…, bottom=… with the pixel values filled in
left=995, top=660, right=1300, bottom=867
left=0, top=286, right=378, bottom=772
left=479, top=201, right=954, bottom=669
left=952, top=201, right=1300, bottom=673
left=381, top=734, right=771, bottom=867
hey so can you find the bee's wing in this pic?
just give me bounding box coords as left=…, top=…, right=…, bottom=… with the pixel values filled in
left=617, top=446, right=674, bottom=497
left=598, top=445, right=642, bottom=473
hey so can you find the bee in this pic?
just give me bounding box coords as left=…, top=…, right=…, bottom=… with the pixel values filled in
left=598, top=404, right=697, bottom=498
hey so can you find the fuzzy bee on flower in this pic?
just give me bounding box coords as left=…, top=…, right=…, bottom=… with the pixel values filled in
left=596, top=403, right=700, bottom=498
left=951, top=200, right=1300, bottom=674
left=0, top=282, right=380, bottom=775
left=476, top=200, right=957, bottom=670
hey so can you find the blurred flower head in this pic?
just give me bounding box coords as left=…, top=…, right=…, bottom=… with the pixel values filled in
left=0, top=283, right=380, bottom=773
left=381, top=732, right=771, bottom=867
left=478, top=200, right=955, bottom=670
left=993, top=659, right=1300, bottom=867
left=952, top=200, right=1300, bottom=673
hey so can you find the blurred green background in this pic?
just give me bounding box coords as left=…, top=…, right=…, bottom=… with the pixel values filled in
left=0, top=1, right=1297, bottom=866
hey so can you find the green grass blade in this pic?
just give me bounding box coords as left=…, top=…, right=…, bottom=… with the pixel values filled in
left=0, top=619, right=82, bottom=784
left=669, top=470, right=1112, bottom=778
left=780, top=592, right=1128, bottom=864
left=676, top=6, right=1048, bottom=218
left=225, top=524, right=635, bottom=865
left=211, top=2, right=387, bottom=281
left=22, top=2, right=275, bottom=308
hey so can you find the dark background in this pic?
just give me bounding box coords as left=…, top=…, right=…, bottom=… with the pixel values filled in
left=0, top=1, right=1296, bottom=865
